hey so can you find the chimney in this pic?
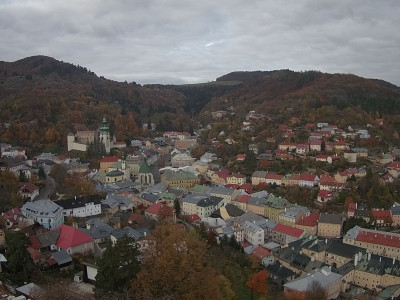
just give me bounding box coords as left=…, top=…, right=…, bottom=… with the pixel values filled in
left=325, top=238, right=327, bottom=244
left=368, top=252, right=371, bottom=261
left=354, top=254, right=358, bottom=266
left=379, top=257, right=382, bottom=262
left=393, top=257, right=396, bottom=265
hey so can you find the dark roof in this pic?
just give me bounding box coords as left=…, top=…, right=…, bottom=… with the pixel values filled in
left=319, top=213, right=343, bottom=224
left=51, top=249, right=72, bottom=265
left=266, top=262, right=295, bottom=279
left=326, top=239, right=365, bottom=258
left=36, top=229, right=61, bottom=248
left=139, top=161, right=152, bottom=174
left=223, top=204, right=245, bottom=217
left=56, top=195, right=103, bottom=209
left=197, top=196, right=224, bottom=207
left=141, top=193, right=159, bottom=203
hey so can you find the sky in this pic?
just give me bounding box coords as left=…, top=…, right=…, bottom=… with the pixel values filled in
left=1, top=0, right=399, bottom=85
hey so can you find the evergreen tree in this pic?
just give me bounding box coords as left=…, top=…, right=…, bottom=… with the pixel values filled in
left=173, top=198, right=181, bottom=217
left=5, top=231, right=33, bottom=281
left=95, top=236, right=141, bottom=297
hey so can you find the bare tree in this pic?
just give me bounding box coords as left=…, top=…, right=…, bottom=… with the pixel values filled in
left=305, top=281, right=328, bottom=300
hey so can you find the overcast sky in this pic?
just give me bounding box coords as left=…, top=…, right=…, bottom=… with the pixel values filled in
left=1, top=0, right=399, bottom=85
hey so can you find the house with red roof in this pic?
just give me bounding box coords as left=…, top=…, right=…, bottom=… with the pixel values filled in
left=315, top=154, right=332, bottom=163
left=371, top=210, right=392, bottom=227
left=236, top=154, right=246, bottom=161
left=52, top=224, right=94, bottom=255
left=295, top=213, right=320, bottom=235
left=251, top=246, right=274, bottom=266
left=18, top=182, right=39, bottom=200
left=239, top=184, right=253, bottom=194
left=296, top=144, right=309, bottom=155
left=265, top=173, right=283, bottom=186
left=347, top=202, right=357, bottom=218
left=298, top=174, right=319, bottom=188
left=271, top=224, right=306, bottom=245
left=233, top=194, right=250, bottom=211
left=99, top=156, right=119, bottom=172
left=227, top=172, right=246, bottom=185
left=317, top=190, right=333, bottom=203
left=145, top=202, right=174, bottom=221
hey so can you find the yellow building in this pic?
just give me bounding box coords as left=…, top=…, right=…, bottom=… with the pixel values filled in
left=264, top=195, right=292, bottom=222
left=161, top=170, right=200, bottom=188
left=317, top=213, right=343, bottom=238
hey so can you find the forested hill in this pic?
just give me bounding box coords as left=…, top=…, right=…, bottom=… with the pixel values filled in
left=200, top=70, right=400, bottom=126
left=0, top=56, right=195, bottom=152
left=1, top=56, right=400, bottom=153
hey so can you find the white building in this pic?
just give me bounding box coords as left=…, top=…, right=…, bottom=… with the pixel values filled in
left=57, top=196, right=102, bottom=218
left=21, top=200, right=64, bottom=230
left=242, top=221, right=264, bottom=246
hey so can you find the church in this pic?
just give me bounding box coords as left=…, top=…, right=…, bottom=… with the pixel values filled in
left=67, top=118, right=124, bottom=154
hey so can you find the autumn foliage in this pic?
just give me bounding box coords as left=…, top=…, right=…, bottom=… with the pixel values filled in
left=246, top=269, right=269, bottom=295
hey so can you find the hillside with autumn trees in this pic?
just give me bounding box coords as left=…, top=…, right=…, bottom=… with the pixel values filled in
left=1, top=56, right=400, bottom=154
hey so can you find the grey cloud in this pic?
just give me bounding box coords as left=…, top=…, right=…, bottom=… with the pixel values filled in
left=0, top=0, right=399, bottom=85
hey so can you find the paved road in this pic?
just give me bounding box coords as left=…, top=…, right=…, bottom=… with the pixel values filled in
left=37, top=166, right=56, bottom=200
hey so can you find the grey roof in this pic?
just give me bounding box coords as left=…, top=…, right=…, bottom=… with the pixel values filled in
left=255, top=218, right=277, bottom=230
left=243, top=221, right=263, bottom=233
left=391, top=205, right=400, bottom=215
left=16, top=283, right=39, bottom=297
left=284, top=267, right=342, bottom=292
left=209, top=186, right=236, bottom=196
left=85, top=218, right=105, bottom=227
left=252, top=171, right=267, bottom=178
left=184, top=193, right=209, bottom=204
left=21, top=199, right=62, bottom=218
left=141, top=193, right=160, bottom=203
left=112, top=227, right=141, bottom=241
left=197, top=196, right=224, bottom=208
left=319, top=213, right=342, bottom=225
left=343, top=225, right=361, bottom=240
left=249, top=190, right=269, bottom=198
left=142, top=182, right=168, bottom=194
left=356, top=254, right=400, bottom=276
left=248, top=197, right=268, bottom=207
left=36, top=230, right=61, bottom=248
left=244, top=245, right=257, bottom=255
left=51, top=249, right=72, bottom=265
left=226, top=211, right=265, bottom=227
left=326, top=239, right=365, bottom=258
left=79, top=223, right=115, bottom=239
left=101, top=196, right=119, bottom=209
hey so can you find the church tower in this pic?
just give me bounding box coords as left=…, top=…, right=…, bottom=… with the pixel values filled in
left=99, top=117, right=111, bottom=154
left=138, top=160, right=154, bottom=189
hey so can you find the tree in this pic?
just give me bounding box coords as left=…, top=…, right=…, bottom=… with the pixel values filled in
left=174, top=198, right=181, bottom=217
left=95, top=236, right=141, bottom=297
left=305, top=281, right=328, bottom=300
left=5, top=230, right=33, bottom=281
left=133, top=221, right=235, bottom=299
left=246, top=269, right=269, bottom=296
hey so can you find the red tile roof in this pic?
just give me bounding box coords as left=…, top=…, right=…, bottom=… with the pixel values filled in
left=18, top=182, right=38, bottom=193
left=226, top=184, right=239, bottom=189
left=251, top=246, right=272, bottom=262
left=145, top=202, right=173, bottom=216
left=53, top=224, right=93, bottom=250
left=273, top=223, right=304, bottom=238
left=27, top=247, right=44, bottom=260
left=29, top=236, right=42, bottom=250
left=388, top=162, right=400, bottom=169
left=216, top=170, right=229, bottom=179
left=100, top=156, right=119, bottom=163
left=238, top=195, right=251, bottom=203
left=2, top=207, right=21, bottom=220
left=299, top=174, right=317, bottom=182
left=356, top=230, right=400, bottom=248
left=317, top=190, right=332, bottom=198
left=230, top=172, right=245, bottom=178
left=266, top=174, right=283, bottom=180
left=187, top=214, right=200, bottom=222
left=371, top=210, right=392, bottom=220
left=296, top=213, right=320, bottom=227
